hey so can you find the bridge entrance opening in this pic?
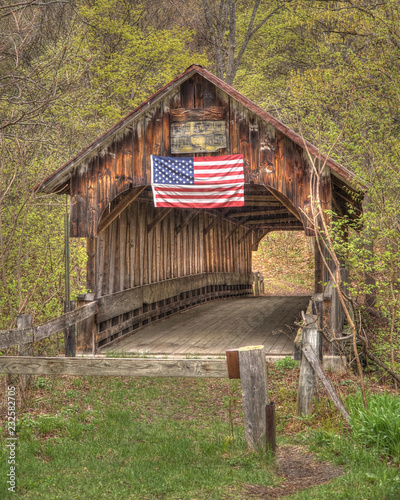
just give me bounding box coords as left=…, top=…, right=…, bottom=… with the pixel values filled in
left=252, top=231, right=314, bottom=297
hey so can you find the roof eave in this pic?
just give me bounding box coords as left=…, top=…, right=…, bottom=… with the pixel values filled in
left=38, top=63, right=358, bottom=194
left=38, top=66, right=201, bottom=194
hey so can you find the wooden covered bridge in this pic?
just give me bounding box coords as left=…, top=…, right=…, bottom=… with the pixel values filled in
left=36, top=64, right=360, bottom=357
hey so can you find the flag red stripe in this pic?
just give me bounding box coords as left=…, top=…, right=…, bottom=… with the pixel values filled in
left=155, top=201, right=245, bottom=208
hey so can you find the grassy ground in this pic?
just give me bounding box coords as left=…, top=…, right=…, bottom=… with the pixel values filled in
left=0, top=362, right=399, bottom=499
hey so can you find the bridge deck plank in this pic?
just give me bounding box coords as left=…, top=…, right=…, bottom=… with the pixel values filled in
left=100, top=296, right=310, bottom=356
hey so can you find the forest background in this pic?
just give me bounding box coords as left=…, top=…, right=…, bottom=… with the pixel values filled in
left=1, top=0, right=400, bottom=375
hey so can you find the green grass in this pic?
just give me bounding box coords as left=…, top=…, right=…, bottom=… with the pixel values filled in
left=1, top=373, right=399, bottom=499
left=347, top=392, right=400, bottom=460
left=289, top=430, right=400, bottom=499
left=0, top=377, right=277, bottom=499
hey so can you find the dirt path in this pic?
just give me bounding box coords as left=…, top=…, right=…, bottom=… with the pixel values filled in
left=243, top=445, right=344, bottom=499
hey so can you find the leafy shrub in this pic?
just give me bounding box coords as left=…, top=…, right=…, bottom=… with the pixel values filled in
left=274, top=357, right=299, bottom=370
left=347, top=392, right=400, bottom=460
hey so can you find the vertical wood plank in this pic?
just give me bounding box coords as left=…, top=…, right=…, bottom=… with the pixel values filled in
left=183, top=222, right=187, bottom=276
left=163, top=215, right=169, bottom=280
left=176, top=211, right=181, bottom=278
left=119, top=209, right=127, bottom=291
left=96, top=232, right=104, bottom=297
left=194, top=73, right=204, bottom=108
left=199, top=213, right=204, bottom=274
left=250, top=115, right=260, bottom=180
left=147, top=206, right=153, bottom=283
left=18, top=314, right=33, bottom=385
left=136, top=203, right=143, bottom=286
left=86, top=237, right=96, bottom=293
left=122, top=133, right=134, bottom=190
left=202, top=78, right=217, bottom=107
left=239, top=104, right=250, bottom=182
left=155, top=217, right=161, bottom=282
left=230, top=98, right=240, bottom=154
left=181, top=77, right=195, bottom=108
left=132, top=118, right=144, bottom=185
left=76, top=295, right=96, bottom=355
left=194, top=214, right=198, bottom=275
left=188, top=217, right=193, bottom=275
left=102, top=227, right=110, bottom=296
left=170, top=210, right=176, bottom=278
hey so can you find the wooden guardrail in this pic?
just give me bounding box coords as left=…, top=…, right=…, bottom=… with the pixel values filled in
left=0, top=356, right=227, bottom=378
left=94, top=272, right=253, bottom=349
left=0, top=302, right=98, bottom=349
left=0, top=345, right=275, bottom=452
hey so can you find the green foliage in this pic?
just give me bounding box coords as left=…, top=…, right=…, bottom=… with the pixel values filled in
left=274, top=357, right=300, bottom=371
left=253, top=231, right=314, bottom=294
left=0, top=0, right=207, bottom=332
left=347, top=391, right=400, bottom=460
left=293, top=429, right=400, bottom=499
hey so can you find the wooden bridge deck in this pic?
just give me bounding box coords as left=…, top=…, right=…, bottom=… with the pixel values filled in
left=100, top=296, right=310, bottom=357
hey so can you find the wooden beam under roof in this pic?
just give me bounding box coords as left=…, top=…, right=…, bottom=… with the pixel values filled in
left=245, top=195, right=278, bottom=202
left=98, top=186, right=146, bottom=233
left=203, top=208, right=230, bottom=235
left=250, top=225, right=303, bottom=231
left=265, top=188, right=302, bottom=222
left=147, top=208, right=173, bottom=233
left=228, top=209, right=291, bottom=217
left=243, top=201, right=283, bottom=207
left=246, top=217, right=299, bottom=225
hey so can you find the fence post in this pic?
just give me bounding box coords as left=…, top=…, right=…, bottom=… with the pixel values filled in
left=253, top=273, right=259, bottom=297
left=259, top=275, right=264, bottom=295
left=64, top=300, right=76, bottom=357
left=312, top=294, right=324, bottom=362
left=238, top=345, right=268, bottom=450
left=17, top=314, right=33, bottom=388
left=265, top=401, right=276, bottom=453
left=297, top=325, right=318, bottom=417
left=76, top=293, right=96, bottom=355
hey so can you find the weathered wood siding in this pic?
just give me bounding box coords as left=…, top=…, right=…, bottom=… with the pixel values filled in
left=70, top=74, right=321, bottom=238
left=86, top=193, right=253, bottom=348
left=95, top=195, right=253, bottom=297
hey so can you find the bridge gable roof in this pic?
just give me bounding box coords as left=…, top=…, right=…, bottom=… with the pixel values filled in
left=38, top=64, right=354, bottom=194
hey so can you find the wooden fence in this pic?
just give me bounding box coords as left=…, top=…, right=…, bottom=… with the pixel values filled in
left=0, top=302, right=97, bottom=349
left=0, top=272, right=254, bottom=353
left=0, top=346, right=275, bottom=452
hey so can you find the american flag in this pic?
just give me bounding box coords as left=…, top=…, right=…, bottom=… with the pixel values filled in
left=151, top=154, right=244, bottom=208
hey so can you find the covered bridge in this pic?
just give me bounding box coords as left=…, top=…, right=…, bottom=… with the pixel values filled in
left=38, top=65, right=360, bottom=354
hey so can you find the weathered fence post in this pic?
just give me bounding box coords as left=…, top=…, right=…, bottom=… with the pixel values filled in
left=259, top=275, right=264, bottom=295
left=265, top=401, right=276, bottom=453
left=238, top=345, right=268, bottom=450
left=17, top=314, right=33, bottom=387
left=297, top=324, right=318, bottom=417
left=76, top=293, right=96, bottom=355
left=312, top=294, right=324, bottom=362
left=253, top=273, right=260, bottom=297
left=64, top=300, right=76, bottom=357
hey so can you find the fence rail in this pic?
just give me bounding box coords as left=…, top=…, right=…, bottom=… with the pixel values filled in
left=0, top=302, right=98, bottom=349
left=0, top=356, right=228, bottom=378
